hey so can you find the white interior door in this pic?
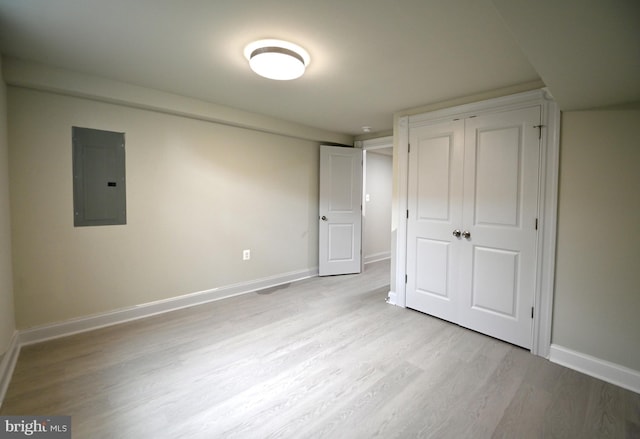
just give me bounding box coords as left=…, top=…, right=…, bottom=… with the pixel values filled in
left=405, top=106, right=541, bottom=349
left=406, top=120, right=464, bottom=321
left=319, top=145, right=362, bottom=276
left=457, top=106, right=541, bottom=348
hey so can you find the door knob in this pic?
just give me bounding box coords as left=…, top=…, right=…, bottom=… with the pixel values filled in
left=452, top=229, right=461, bottom=238
left=462, top=230, right=471, bottom=239
left=321, top=215, right=328, bottom=221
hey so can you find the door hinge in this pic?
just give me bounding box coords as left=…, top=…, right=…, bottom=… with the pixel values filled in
left=405, top=274, right=408, bottom=283
left=408, top=143, right=411, bottom=153
left=406, top=209, right=409, bottom=219
left=534, top=124, right=545, bottom=140
left=531, top=307, right=534, bottom=319
left=535, top=218, right=538, bottom=230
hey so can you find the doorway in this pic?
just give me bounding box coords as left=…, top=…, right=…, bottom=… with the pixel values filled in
left=360, top=137, right=393, bottom=268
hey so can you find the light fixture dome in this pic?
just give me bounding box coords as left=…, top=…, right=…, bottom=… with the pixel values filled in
left=244, top=39, right=310, bottom=80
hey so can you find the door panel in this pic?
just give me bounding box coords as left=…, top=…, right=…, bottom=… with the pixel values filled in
left=471, top=246, right=518, bottom=317
left=416, top=135, right=453, bottom=221
left=328, top=153, right=356, bottom=211
left=319, top=145, right=362, bottom=276
left=406, top=120, right=463, bottom=321
left=474, top=126, right=522, bottom=227
left=459, top=106, right=541, bottom=348
left=416, top=238, right=450, bottom=298
left=327, top=223, right=355, bottom=260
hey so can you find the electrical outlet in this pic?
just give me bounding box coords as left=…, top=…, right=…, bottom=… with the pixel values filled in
left=242, top=249, right=251, bottom=260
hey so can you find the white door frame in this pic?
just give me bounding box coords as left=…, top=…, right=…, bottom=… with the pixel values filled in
left=389, top=89, right=560, bottom=358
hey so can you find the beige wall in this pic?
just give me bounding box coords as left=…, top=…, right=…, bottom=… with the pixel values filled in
left=0, top=57, right=16, bottom=354
left=8, top=87, right=322, bottom=329
left=363, top=151, right=392, bottom=261
left=553, top=109, right=640, bottom=371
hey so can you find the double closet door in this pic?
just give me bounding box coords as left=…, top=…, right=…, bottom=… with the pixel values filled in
left=405, top=106, right=541, bottom=349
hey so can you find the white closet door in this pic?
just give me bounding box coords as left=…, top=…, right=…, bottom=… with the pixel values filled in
left=406, top=120, right=464, bottom=321
left=405, top=106, right=541, bottom=349
left=458, top=106, right=541, bottom=348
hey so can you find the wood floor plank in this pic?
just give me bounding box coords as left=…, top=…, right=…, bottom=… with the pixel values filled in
left=543, top=367, right=593, bottom=438
left=625, top=388, right=640, bottom=425
left=491, top=383, right=553, bottom=439
left=1, top=260, right=638, bottom=438
left=491, top=353, right=564, bottom=439
left=582, top=380, right=627, bottom=438
left=429, top=347, right=532, bottom=438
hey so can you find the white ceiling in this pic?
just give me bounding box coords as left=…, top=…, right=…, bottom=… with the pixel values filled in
left=0, top=0, right=638, bottom=136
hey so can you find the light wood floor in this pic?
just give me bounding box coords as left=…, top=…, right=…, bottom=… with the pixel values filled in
left=2, top=260, right=639, bottom=438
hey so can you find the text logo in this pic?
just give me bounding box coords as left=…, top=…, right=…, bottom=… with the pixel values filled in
left=0, top=416, right=70, bottom=439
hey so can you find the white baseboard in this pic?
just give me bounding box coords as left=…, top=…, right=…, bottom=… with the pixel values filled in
left=364, top=252, right=390, bottom=265
left=549, top=344, right=640, bottom=394
left=0, top=331, right=21, bottom=408
left=19, top=267, right=318, bottom=347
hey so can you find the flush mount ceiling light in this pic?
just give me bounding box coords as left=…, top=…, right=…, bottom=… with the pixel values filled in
left=244, top=39, right=310, bottom=80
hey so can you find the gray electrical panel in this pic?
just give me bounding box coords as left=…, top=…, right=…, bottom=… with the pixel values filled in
left=72, top=127, right=126, bottom=227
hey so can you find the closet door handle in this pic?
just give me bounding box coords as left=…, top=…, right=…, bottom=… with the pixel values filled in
left=452, top=229, right=461, bottom=238
left=462, top=230, right=471, bottom=239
